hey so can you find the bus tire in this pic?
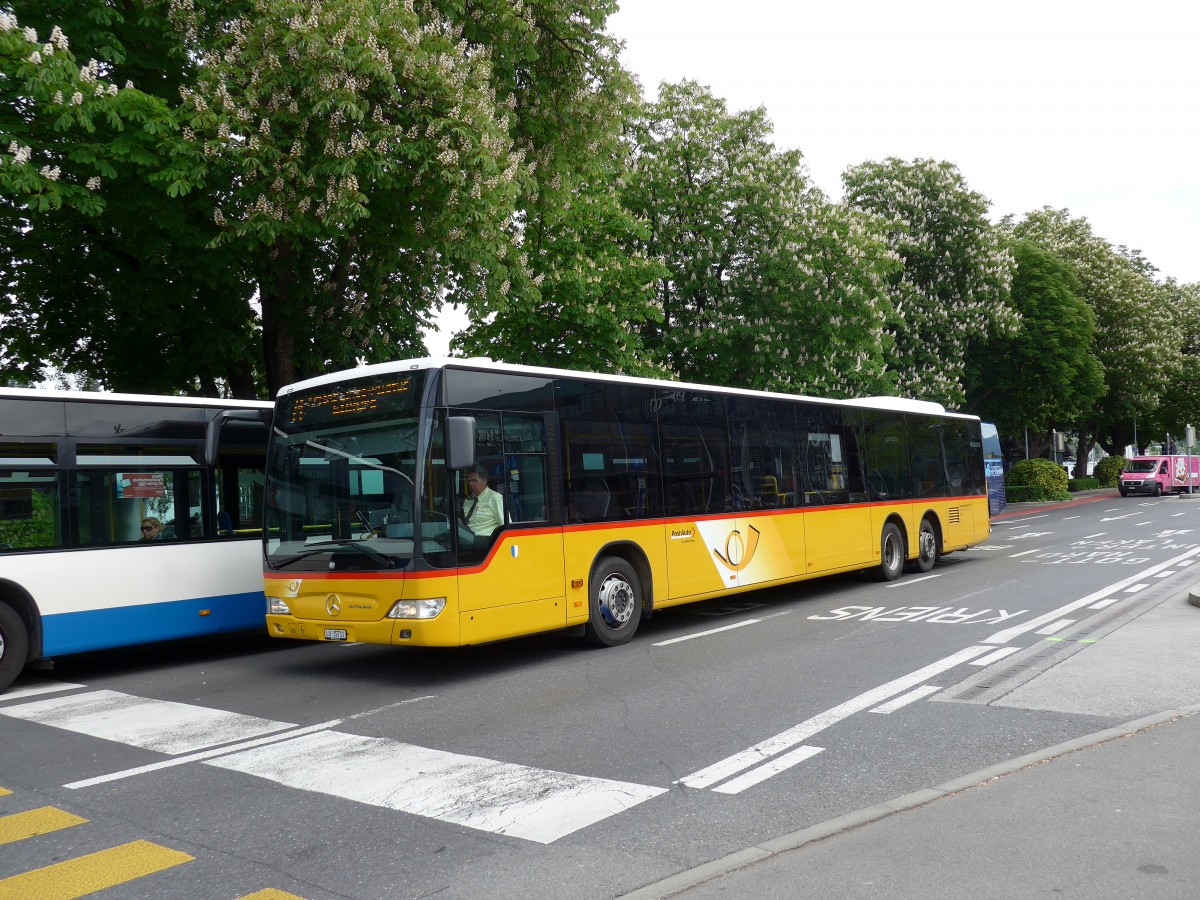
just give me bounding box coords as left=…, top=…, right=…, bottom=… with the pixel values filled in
left=913, top=518, right=939, bottom=573
left=584, top=557, right=642, bottom=647
left=876, top=523, right=905, bottom=582
left=0, top=600, right=29, bottom=693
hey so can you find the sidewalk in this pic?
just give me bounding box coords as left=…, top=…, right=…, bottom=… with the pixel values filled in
left=623, top=501, right=1200, bottom=900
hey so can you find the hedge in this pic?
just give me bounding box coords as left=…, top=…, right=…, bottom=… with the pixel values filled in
left=1005, top=484, right=1048, bottom=503
left=1094, top=455, right=1126, bottom=488
left=1068, top=478, right=1100, bottom=492
left=1006, top=458, right=1069, bottom=493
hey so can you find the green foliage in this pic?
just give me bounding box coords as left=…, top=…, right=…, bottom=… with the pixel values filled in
left=0, top=489, right=56, bottom=548
left=1004, top=484, right=1049, bottom=503
left=1, top=2, right=259, bottom=395
left=1094, top=455, right=1126, bottom=487
left=621, top=81, right=898, bottom=395
left=965, top=240, right=1104, bottom=436
left=1011, top=209, right=1180, bottom=457
left=1067, top=478, right=1100, bottom=492
left=1006, top=458, right=1068, bottom=493
left=453, top=8, right=666, bottom=376
left=842, top=158, right=1018, bottom=406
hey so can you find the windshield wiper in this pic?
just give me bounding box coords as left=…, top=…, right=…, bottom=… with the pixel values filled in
left=269, top=540, right=396, bottom=569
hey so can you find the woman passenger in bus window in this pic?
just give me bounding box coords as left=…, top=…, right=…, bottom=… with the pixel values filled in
left=140, top=517, right=164, bottom=542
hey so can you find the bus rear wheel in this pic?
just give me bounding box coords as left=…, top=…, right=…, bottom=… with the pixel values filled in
left=876, top=523, right=905, bottom=582
left=584, top=557, right=642, bottom=647
left=913, top=518, right=939, bottom=573
left=0, top=600, right=29, bottom=693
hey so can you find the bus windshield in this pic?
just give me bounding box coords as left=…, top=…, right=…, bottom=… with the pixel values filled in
left=265, top=373, right=427, bottom=571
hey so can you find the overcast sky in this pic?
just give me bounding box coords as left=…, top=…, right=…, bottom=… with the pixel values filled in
left=427, top=0, right=1198, bottom=355
left=609, top=0, right=1198, bottom=278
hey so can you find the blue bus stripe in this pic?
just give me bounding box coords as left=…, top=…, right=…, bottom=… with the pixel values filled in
left=41, top=592, right=266, bottom=656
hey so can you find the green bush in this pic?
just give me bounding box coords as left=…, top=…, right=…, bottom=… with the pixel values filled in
left=1006, top=458, right=1069, bottom=493
left=1093, top=455, right=1126, bottom=488
left=1068, top=478, right=1100, bottom=492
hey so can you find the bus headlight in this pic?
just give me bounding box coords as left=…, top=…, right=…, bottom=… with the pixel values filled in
left=267, top=597, right=291, bottom=615
left=386, top=598, right=446, bottom=620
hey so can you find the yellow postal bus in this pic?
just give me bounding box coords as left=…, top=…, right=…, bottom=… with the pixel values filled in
left=262, top=359, right=990, bottom=648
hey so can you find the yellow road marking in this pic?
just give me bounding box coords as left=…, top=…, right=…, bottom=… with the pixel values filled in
left=0, top=788, right=10, bottom=797
left=0, top=839, right=193, bottom=900
left=0, top=807, right=87, bottom=845
left=238, top=890, right=309, bottom=899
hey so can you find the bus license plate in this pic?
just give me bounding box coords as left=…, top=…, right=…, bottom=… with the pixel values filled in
left=324, top=628, right=348, bottom=641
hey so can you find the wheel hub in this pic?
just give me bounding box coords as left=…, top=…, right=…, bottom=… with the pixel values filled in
left=598, top=575, right=635, bottom=626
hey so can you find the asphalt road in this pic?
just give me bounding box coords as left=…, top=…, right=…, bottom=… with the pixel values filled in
left=2, top=492, right=1197, bottom=899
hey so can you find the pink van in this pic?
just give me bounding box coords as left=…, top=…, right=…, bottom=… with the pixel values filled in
left=1119, top=455, right=1200, bottom=496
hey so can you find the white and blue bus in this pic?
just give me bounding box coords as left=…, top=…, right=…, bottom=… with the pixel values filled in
left=0, top=387, right=272, bottom=691
left=981, top=421, right=1006, bottom=516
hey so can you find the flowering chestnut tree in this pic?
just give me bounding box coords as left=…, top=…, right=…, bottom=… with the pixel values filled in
left=1012, top=207, right=1181, bottom=464
left=842, top=158, right=1018, bottom=407
left=622, top=81, right=899, bottom=395
left=0, top=6, right=253, bottom=393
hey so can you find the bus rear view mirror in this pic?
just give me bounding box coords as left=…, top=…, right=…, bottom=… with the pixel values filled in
left=446, top=416, right=476, bottom=470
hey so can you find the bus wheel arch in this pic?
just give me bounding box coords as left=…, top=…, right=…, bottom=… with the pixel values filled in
left=911, top=514, right=941, bottom=573
left=583, top=544, right=651, bottom=647
left=875, top=517, right=906, bottom=582
left=0, top=581, right=40, bottom=692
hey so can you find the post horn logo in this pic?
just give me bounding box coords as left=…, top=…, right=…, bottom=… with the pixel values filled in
left=326, top=594, right=342, bottom=616
left=712, top=524, right=762, bottom=572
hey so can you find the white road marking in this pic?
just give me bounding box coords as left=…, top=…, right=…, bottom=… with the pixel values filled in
left=7, top=690, right=662, bottom=843
left=1009, top=549, right=1041, bottom=558
left=0, top=681, right=85, bottom=701
left=679, top=645, right=993, bottom=789
left=64, top=720, right=346, bottom=789
left=1035, top=619, right=1075, bottom=636
left=207, top=730, right=666, bottom=844
left=984, top=547, right=1200, bottom=645
left=711, top=745, right=825, bottom=795
left=1123, top=583, right=1149, bottom=593
left=1063, top=516, right=1081, bottom=520
left=970, top=647, right=1022, bottom=666
left=884, top=573, right=944, bottom=588
left=1155, top=571, right=1175, bottom=578
left=653, top=618, right=762, bottom=646
left=1088, top=598, right=1120, bottom=609
left=869, top=685, right=942, bottom=714
left=0, top=690, right=293, bottom=754
left=1001, top=514, right=1050, bottom=524
left=1080, top=532, right=1107, bottom=539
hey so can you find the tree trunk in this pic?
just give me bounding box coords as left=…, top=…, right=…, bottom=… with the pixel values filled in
left=260, top=238, right=299, bottom=398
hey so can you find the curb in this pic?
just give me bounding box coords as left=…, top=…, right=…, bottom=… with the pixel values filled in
left=991, top=489, right=1117, bottom=521
left=618, top=706, right=1200, bottom=900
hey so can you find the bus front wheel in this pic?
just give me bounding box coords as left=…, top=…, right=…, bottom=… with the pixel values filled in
left=584, top=557, right=642, bottom=647
left=0, top=600, right=29, bottom=693
left=876, top=523, right=905, bottom=582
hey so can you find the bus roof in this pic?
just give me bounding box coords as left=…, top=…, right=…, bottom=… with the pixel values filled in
left=277, top=357, right=978, bottom=421
left=0, top=386, right=270, bottom=409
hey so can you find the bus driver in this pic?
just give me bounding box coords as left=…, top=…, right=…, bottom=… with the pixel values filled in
left=463, top=466, right=504, bottom=537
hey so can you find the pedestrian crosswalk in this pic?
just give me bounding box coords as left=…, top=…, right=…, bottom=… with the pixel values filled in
left=0, top=786, right=307, bottom=899
left=0, top=688, right=666, bottom=845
